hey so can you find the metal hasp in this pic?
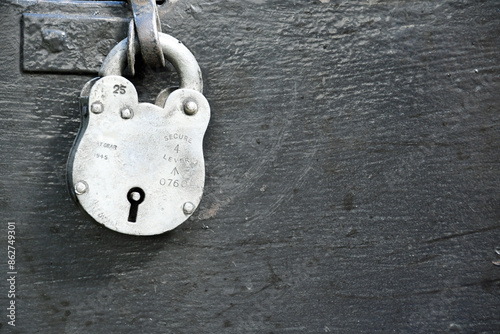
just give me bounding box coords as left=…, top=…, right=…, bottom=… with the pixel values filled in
left=129, top=0, right=165, bottom=69
left=67, top=32, right=209, bottom=236
left=22, top=13, right=129, bottom=74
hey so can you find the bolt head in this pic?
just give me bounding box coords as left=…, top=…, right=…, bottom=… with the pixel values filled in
left=130, top=192, right=141, bottom=201
left=121, top=108, right=133, bottom=119
left=183, top=202, right=196, bottom=214
left=91, top=102, right=103, bottom=114
left=74, top=181, right=88, bottom=195
left=184, top=100, right=198, bottom=115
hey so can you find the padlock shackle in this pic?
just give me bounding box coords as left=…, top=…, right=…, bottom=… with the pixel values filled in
left=99, top=32, right=203, bottom=93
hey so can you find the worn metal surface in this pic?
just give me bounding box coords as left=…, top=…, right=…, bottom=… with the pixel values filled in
left=127, top=19, right=137, bottom=76
left=1, top=0, right=499, bottom=332
left=68, top=76, right=209, bottom=235
left=100, top=32, right=203, bottom=92
left=129, top=0, right=165, bottom=69
left=22, top=13, right=129, bottom=73
left=68, top=27, right=206, bottom=235
left=22, top=1, right=130, bottom=74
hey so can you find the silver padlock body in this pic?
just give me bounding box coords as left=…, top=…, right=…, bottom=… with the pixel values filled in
left=68, top=75, right=210, bottom=235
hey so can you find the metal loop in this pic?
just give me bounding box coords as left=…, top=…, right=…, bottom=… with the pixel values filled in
left=99, top=32, right=203, bottom=93
left=129, top=0, right=165, bottom=69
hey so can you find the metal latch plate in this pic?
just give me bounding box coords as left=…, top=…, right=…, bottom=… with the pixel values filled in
left=23, top=13, right=129, bottom=74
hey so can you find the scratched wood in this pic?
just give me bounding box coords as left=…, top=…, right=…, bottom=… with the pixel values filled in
left=0, top=0, right=499, bottom=332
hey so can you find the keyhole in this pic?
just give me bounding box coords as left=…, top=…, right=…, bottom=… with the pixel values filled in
left=127, top=187, right=145, bottom=222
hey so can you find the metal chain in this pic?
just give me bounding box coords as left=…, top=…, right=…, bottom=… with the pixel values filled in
left=127, top=0, right=165, bottom=72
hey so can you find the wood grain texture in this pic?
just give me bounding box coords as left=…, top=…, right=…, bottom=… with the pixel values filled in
left=0, top=0, right=499, bottom=332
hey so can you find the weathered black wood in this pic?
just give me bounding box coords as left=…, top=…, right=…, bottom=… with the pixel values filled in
left=0, top=0, right=499, bottom=332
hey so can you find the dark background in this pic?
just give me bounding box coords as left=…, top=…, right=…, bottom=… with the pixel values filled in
left=0, top=0, right=499, bottom=332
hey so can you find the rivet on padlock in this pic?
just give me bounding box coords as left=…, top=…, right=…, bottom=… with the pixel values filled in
left=67, top=33, right=210, bottom=236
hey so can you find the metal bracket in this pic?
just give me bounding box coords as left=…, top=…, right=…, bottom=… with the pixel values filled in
left=22, top=1, right=131, bottom=74
left=129, top=0, right=165, bottom=69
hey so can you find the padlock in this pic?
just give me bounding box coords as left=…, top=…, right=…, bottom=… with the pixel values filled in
left=67, top=33, right=210, bottom=236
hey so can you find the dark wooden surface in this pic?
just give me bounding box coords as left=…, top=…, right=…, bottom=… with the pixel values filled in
left=1, top=0, right=499, bottom=332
